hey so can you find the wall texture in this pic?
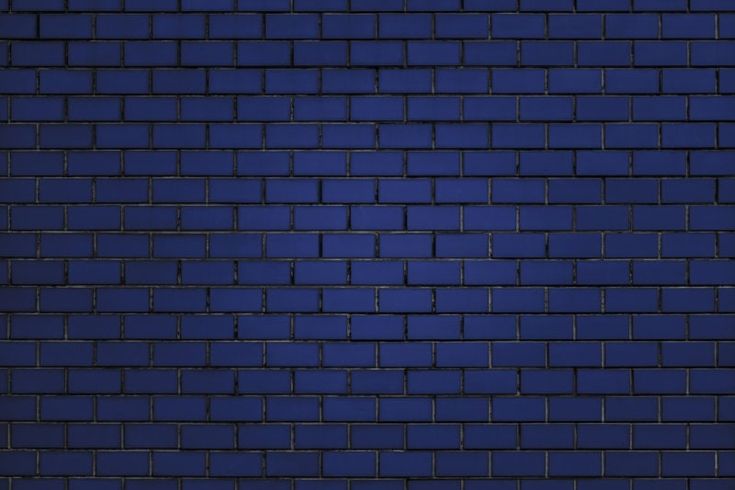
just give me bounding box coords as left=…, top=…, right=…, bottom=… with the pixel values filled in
left=1, top=0, right=735, bottom=488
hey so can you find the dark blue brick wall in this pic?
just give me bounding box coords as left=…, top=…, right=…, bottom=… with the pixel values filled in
left=1, top=0, right=734, bottom=488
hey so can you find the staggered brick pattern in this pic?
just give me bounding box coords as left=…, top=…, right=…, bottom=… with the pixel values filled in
left=1, top=0, right=735, bottom=488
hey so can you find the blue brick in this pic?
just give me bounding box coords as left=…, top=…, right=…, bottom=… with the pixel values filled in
left=12, top=41, right=65, bottom=66
left=492, top=14, right=544, bottom=38
left=520, top=205, right=572, bottom=230
left=691, top=41, right=735, bottom=66
left=323, top=124, right=375, bottom=149
left=0, top=179, right=36, bottom=202
left=690, top=96, right=735, bottom=121
left=579, top=41, right=631, bottom=67
left=237, top=424, right=290, bottom=449
left=663, top=123, right=716, bottom=149
left=379, top=124, right=431, bottom=149
left=181, top=97, right=234, bottom=121
left=521, top=41, right=574, bottom=66
left=97, top=14, right=149, bottom=38
left=380, top=234, right=433, bottom=257
left=323, top=13, right=374, bottom=38
left=464, top=41, right=517, bottom=66
left=39, top=125, right=93, bottom=149
left=0, top=14, right=36, bottom=38
left=294, top=41, right=348, bottom=66
left=68, top=96, right=119, bottom=121
left=521, top=0, right=573, bottom=10
left=463, top=97, right=515, bottom=122
left=123, top=0, right=177, bottom=11
left=664, top=14, right=716, bottom=39
left=237, top=0, right=289, bottom=10
left=520, top=96, right=573, bottom=121
left=209, top=13, right=262, bottom=38
left=353, top=427, right=404, bottom=453
left=350, top=96, right=401, bottom=121
left=380, top=451, right=432, bottom=477
left=409, top=41, right=461, bottom=65
left=606, top=68, right=659, bottom=94
left=42, top=396, right=94, bottom=421
left=238, top=370, right=289, bottom=395
left=210, top=452, right=262, bottom=477
left=407, top=424, right=460, bottom=449
left=633, top=205, right=686, bottom=231
left=235, top=42, right=289, bottom=67
left=407, top=205, right=460, bottom=230
left=352, top=41, right=403, bottom=66
left=492, top=124, right=545, bottom=148
left=550, top=14, right=601, bottom=39
left=493, top=69, right=544, bottom=94
left=408, top=96, right=459, bottom=121
left=491, top=451, right=545, bottom=477
left=152, top=14, right=204, bottom=39
left=379, top=13, right=429, bottom=39
left=636, top=41, right=689, bottom=66
left=294, top=205, right=348, bottom=230
left=522, top=424, right=574, bottom=449
left=0, top=71, right=36, bottom=94
left=42, top=16, right=93, bottom=41
left=605, top=14, right=656, bottom=40
left=641, top=154, right=688, bottom=179
left=124, top=41, right=177, bottom=66
left=351, top=206, right=402, bottom=231
left=550, top=124, right=601, bottom=149
left=436, top=14, right=488, bottom=38
left=523, top=151, right=573, bottom=176
left=634, top=96, right=687, bottom=121
left=379, top=69, right=432, bottom=94
left=436, top=234, right=488, bottom=257
left=436, top=124, right=489, bottom=148
left=324, top=451, right=375, bottom=477
left=324, top=397, right=375, bottom=422
left=266, top=14, right=319, bottom=39
left=406, top=0, right=460, bottom=11
left=321, top=69, right=374, bottom=94
left=662, top=69, right=717, bottom=95
left=406, top=151, right=459, bottom=176
left=323, top=234, right=375, bottom=258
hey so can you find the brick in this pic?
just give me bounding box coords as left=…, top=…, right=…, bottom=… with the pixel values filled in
left=236, top=42, right=289, bottom=67
left=323, top=14, right=374, bottom=38
left=464, top=41, right=517, bottom=66
left=408, top=41, right=461, bottom=66
left=492, top=451, right=545, bottom=476
left=265, top=14, right=318, bottom=39
left=380, top=13, right=431, bottom=38
left=692, top=41, right=735, bottom=66
left=436, top=14, right=488, bottom=38
left=606, top=68, right=659, bottom=94
left=294, top=41, right=348, bottom=67
left=521, top=41, right=574, bottom=66
left=210, top=14, right=262, bottom=38
left=352, top=41, right=404, bottom=66
left=664, top=14, right=716, bottom=39
left=605, top=14, right=656, bottom=40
